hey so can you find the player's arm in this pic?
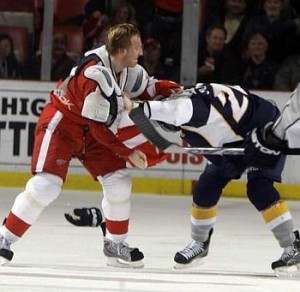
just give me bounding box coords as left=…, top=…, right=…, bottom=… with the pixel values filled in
left=244, top=83, right=300, bottom=168
left=272, top=83, right=300, bottom=149
left=122, top=91, right=193, bottom=126
left=88, top=121, right=148, bottom=169
left=140, top=78, right=183, bottom=100
left=244, top=122, right=286, bottom=168
left=81, top=66, right=148, bottom=169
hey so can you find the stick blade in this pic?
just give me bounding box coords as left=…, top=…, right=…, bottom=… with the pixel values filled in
left=129, top=107, right=174, bottom=151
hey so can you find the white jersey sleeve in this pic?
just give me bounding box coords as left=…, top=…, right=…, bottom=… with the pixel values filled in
left=146, top=95, right=193, bottom=126
left=273, top=83, right=300, bottom=148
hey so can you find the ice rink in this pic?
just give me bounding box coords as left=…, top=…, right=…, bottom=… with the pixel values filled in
left=0, top=188, right=300, bottom=292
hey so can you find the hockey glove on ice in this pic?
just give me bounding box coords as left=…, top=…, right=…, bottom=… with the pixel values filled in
left=244, top=123, right=283, bottom=168
left=64, top=207, right=103, bottom=227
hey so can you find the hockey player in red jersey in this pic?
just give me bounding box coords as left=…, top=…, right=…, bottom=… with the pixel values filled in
left=0, top=23, right=181, bottom=268
left=0, top=63, right=148, bottom=266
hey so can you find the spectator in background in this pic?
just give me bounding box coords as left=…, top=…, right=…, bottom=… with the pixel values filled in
left=204, top=0, right=261, bottom=28
left=281, top=0, right=300, bottom=19
left=242, top=0, right=300, bottom=64
left=200, top=0, right=250, bottom=60
left=110, top=1, right=138, bottom=27
left=139, top=38, right=179, bottom=82
left=127, top=0, right=156, bottom=38
left=222, top=0, right=249, bottom=48
left=197, top=24, right=243, bottom=84
left=28, top=32, right=76, bottom=81
left=241, top=32, right=277, bottom=90
left=82, top=0, right=110, bottom=50
left=84, top=0, right=108, bottom=15
left=273, top=53, right=300, bottom=91
left=50, top=32, right=77, bottom=81
left=145, top=0, right=183, bottom=69
left=83, top=0, right=138, bottom=50
left=0, top=33, right=23, bottom=79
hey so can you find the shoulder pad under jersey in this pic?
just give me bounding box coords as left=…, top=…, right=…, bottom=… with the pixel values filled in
left=84, top=65, right=121, bottom=98
left=84, top=45, right=109, bottom=67
left=124, top=65, right=149, bottom=98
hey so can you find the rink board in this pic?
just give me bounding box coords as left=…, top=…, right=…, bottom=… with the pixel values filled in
left=1, top=80, right=300, bottom=200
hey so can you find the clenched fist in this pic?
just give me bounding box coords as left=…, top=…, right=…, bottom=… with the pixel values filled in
left=244, top=123, right=282, bottom=168
left=122, top=92, right=139, bottom=112
left=155, top=80, right=183, bottom=98
left=128, top=150, right=148, bottom=169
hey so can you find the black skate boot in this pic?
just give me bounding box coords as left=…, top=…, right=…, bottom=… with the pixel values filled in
left=0, top=234, right=13, bottom=265
left=103, top=238, right=144, bottom=268
left=174, top=229, right=213, bottom=269
left=272, top=230, right=300, bottom=277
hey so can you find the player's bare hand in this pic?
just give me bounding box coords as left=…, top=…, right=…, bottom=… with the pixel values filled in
left=128, top=150, right=148, bottom=169
left=155, top=80, right=182, bottom=97
left=122, top=92, right=138, bottom=112
left=169, top=86, right=184, bottom=96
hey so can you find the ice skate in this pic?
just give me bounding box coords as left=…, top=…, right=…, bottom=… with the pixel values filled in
left=103, top=238, right=144, bottom=268
left=0, top=235, right=13, bottom=266
left=272, top=231, right=300, bottom=277
left=174, top=229, right=213, bottom=269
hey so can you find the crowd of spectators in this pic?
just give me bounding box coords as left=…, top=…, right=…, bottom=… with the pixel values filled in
left=26, top=31, right=77, bottom=81
left=198, top=0, right=300, bottom=90
left=0, top=0, right=300, bottom=90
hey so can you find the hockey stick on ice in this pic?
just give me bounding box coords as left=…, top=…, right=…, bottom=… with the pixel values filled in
left=129, top=107, right=245, bottom=155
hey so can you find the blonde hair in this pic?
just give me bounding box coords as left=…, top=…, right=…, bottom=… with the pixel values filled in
left=106, top=23, right=140, bottom=56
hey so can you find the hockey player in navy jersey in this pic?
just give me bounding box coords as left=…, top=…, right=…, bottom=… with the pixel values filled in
left=124, top=83, right=300, bottom=276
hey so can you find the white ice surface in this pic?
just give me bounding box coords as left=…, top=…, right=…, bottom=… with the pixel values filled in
left=1, top=188, right=300, bottom=292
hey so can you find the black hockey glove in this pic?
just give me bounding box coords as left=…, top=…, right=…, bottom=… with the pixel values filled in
left=64, top=207, right=103, bottom=227
left=244, top=123, right=283, bottom=168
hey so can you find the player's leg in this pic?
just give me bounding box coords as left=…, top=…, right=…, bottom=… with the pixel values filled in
left=0, top=107, right=74, bottom=265
left=82, top=141, right=144, bottom=268
left=174, top=162, right=231, bottom=269
left=247, top=156, right=300, bottom=276
left=0, top=173, right=63, bottom=265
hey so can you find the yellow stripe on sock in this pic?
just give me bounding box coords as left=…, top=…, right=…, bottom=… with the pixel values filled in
left=191, top=206, right=217, bottom=220
left=262, top=201, right=289, bottom=223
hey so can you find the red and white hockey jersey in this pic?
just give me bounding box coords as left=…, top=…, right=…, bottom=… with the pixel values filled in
left=69, top=45, right=168, bottom=166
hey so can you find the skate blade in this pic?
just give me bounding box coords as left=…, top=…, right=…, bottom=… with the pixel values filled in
left=0, top=256, right=10, bottom=266
left=274, top=263, right=300, bottom=278
left=173, top=257, right=205, bottom=270
left=106, top=257, right=144, bottom=268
